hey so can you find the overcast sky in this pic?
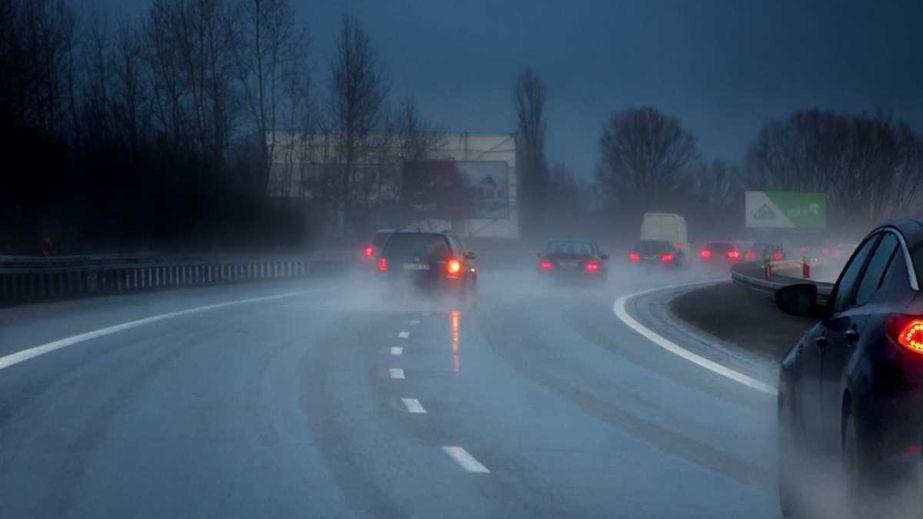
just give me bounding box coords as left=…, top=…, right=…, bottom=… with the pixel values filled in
left=105, top=0, right=923, bottom=177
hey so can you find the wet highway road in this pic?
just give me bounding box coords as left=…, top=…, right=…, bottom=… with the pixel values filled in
left=0, top=269, right=779, bottom=518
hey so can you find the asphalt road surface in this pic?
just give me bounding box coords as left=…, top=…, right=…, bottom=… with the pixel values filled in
left=0, top=267, right=780, bottom=518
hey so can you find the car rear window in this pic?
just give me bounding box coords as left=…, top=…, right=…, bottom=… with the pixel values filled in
left=706, top=242, right=733, bottom=252
left=372, top=232, right=392, bottom=247
left=382, top=233, right=451, bottom=259
left=637, top=240, right=672, bottom=254
left=547, top=241, right=593, bottom=255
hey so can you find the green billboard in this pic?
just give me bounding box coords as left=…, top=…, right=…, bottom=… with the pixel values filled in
left=745, top=191, right=827, bottom=229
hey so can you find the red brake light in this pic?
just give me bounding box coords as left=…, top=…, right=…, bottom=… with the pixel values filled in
left=585, top=261, right=601, bottom=272
left=661, top=253, right=674, bottom=263
left=629, top=251, right=640, bottom=262
left=772, top=251, right=784, bottom=261
left=700, top=249, right=712, bottom=259
left=446, top=258, right=463, bottom=275
left=889, top=316, right=923, bottom=354
left=832, top=249, right=841, bottom=258
left=745, top=250, right=757, bottom=260
left=377, top=257, right=389, bottom=272
left=727, top=249, right=740, bottom=260
left=540, top=259, right=554, bottom=270
left=364, top=245, right=375, bottom=258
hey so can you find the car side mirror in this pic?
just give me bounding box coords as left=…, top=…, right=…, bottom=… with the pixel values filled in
left=464, top=251, right=477, bottom=260
left=775, top=284, right=825, bottom=318
left=600, top=254, right=610, bottom=260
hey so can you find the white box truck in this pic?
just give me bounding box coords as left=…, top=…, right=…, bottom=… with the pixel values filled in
left=639, top=213, right=690, bottom=265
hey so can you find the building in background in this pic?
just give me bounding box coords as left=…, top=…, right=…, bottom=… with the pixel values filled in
left=266, top=132, right=518, bottom=238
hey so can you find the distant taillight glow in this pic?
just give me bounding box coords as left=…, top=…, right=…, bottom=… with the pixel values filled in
left=700, top=249, right=712, bottom=259
left=821, top=247, right=830, bottom=255
left=377, top=257, right=389, bottom=272
left=364, top=245, right=375, bottom=258
left=727, top=250, right=740, bottom=260
left=661, top=253, right=674, bottom=263
left=745, top=250, right=757, bottom=260
left=629, top=251, right=640, bottom=262
left=772, top=251, right=784, bottom=261
left=890, top=316, right=923, bottom=354
left=799, top=246, right=809, bottom=253
left=585, top=261, right=601, bottom=272
left=833, top=249, right=841, bottom=258
left=540, top=259, right=553, bottom=270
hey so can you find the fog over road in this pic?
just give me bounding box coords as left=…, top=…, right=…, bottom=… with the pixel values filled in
left=0, top=268, right=779, bottom=518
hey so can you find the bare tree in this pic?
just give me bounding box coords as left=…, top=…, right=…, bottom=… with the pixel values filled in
left=234, top=0, right=309, bottom=192
left=597, top=107, right=698, bottom=204
left=328, top=14, right=387, bottom=228
left=515, top=67, right=547, bottom=236
left=745, top=109, right=923, bottom=228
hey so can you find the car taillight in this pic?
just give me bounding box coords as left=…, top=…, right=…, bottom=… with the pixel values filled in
left=700, top=249, right=712, bottom=259
left=540, top=259, right=554, bottom=270
left=745, top=250, right=757, bottom=260
left=832, top=249, right=841, bottom=258
left=364, top=245, right=375, bottom=258
left=888, top=316, right=923, bottom=354
left=772, top=251, right=784, bottom=261
left=629, top=251, right=640, bottom=262
left=727, top=250, right=740, bottom=260
left=585, top=261, right=601, bottom=272
left=821, top=247, right=830, bottom=255
left=661, top=253, right=674, bottom=263
left=446, top=258, right=463, bottom=275
left=378, top=257, right=389, bottom=272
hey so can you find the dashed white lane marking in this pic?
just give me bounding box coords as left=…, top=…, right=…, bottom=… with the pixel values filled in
left=408, top=320, right=420, bottom=326
left=398, top=331, right=410, bottom=339
left=390, top=346, right=403, bottom=355
left=401, top=398, right=427, bottom=414
left=612, top=282, right=777, bottom=396
left=0, top=289, right=319, bottom=372
left=389, top=368, right=406, bottom=379
left=442, top=446, right=490, bottom=474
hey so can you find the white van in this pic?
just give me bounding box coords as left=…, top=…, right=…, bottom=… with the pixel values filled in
left=639, top=213, right=690, bottom=264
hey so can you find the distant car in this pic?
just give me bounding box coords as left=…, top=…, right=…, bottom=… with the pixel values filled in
left=376, top=231, right=477, bottom=297
left=362, top=229, right=394, bottom=267
left=537, top=239, right=609, bottom=282
left=630, top=240, right=684, bottom=267
left=698, top=241, right=736, bottom=263
left=777, top=220, right=923, bottom=516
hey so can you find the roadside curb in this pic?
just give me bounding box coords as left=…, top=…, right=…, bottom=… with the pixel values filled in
left=614, top=281, right=779, bottom=395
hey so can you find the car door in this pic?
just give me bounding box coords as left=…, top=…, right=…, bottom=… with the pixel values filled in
left=813, top=234, right=888, bottom=452
left=820, top=232, right=906, bottom=445
left=796, top=235, right=878, bottom=448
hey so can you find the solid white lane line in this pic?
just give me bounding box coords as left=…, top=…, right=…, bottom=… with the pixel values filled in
left=612, top=282, right=777, bottom=395
left=408, top=320, right=420, bottom=326
left=401, top=398, right=427, bottom=414
left=398, top=331, right=410, bottom=339
left=390, top=346, right=403, bottom=355
left=442, top=446, right=490, bottom=474
left=389, top=368, right=405, bottom=379
left=0, top=289, right=318, bottom=372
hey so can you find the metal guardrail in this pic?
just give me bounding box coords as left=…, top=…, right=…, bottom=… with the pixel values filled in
left=731, top=260, right=835, bottom=304
left=0, top=251, right=354, bottom=306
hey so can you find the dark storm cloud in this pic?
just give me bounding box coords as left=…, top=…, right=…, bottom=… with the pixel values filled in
left=108, top=0, right=923, bottom=176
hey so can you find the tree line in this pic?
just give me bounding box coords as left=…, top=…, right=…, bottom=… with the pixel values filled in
left=515, top=69, right=923, bottom=240
left=0, top=0, right=441, bottom=254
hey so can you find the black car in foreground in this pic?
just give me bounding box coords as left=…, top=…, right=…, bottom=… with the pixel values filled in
left=537, top=239, right=609, bottom=282
left=377, top=231, right=477, bottom=297
left=777, top=219, right=923, bottom=517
